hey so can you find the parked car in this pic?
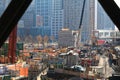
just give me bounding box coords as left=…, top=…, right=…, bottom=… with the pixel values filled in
left=0, top=65, right=7, bottom=75
left=70, top=65, right=86, bottom=72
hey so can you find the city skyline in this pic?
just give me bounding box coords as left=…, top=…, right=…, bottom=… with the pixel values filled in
left=0, top=0, right=116, bottom=43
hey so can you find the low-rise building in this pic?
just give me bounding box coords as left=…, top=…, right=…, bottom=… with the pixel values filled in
left=58, top=28, right=78, bottom=47
left=59, top=50, right=79, bottom=66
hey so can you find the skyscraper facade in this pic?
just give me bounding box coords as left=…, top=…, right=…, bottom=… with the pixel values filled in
left=20, top=0, right=36, bottom=28
left=64, top=0, right=115, bottom=43
left=35, top=0, right=64, bottom=39
left=17, top=0, right=36, bottom=41
left=97, top=2, right=115, bottom=30
left=51, top=0, right=64, bottom=39
left=17, top=0, right=64, bottom=41
left=64, top=0, right=91, bottom=43
left=35, top=0, right=52, bottom=37
left=64, top=0, right=82, bottom=30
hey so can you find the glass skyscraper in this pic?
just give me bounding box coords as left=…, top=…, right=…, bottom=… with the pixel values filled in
left=20, top=0, right=36, bottom=28
left=36, top=0, right=64, bottom=39
left=17, top=0, right=36, bottom=41
left=1, top=0, right=115, bottom=43
left=64, top=0, right=91, bottom=43
left=97, top=1, right=114, bottom=30
left=35, top=0, right=52, bottom=37
left=51, top=0, right=64, bottom=39
left=17, top=0, right=64, bottom=41
left=64, top=0, right=114, bottom=43
left=64, top=0, right=82, bottom=30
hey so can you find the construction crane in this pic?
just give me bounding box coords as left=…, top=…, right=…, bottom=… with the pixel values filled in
left=76, top=0, right=86, bottom=49
left=8, top=26, right=17, bottom=63
left=0, top=0, right=32, bottom=63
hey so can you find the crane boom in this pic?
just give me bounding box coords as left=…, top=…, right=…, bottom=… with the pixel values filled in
left=76, top=0, right=86, bottom=48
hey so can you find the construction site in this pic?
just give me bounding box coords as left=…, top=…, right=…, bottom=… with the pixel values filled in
left=0, top=0, right=120, bottom=80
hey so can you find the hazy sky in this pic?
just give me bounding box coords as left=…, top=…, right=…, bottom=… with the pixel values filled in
left=114, top=0, right=120, bottom=8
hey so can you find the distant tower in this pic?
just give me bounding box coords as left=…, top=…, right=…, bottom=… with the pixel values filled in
left=35, top=0, right=52, bottom=37
left=97, top=1, right=114, bottom=30
left=51, top=0, right=64, bottom=39
left=64, top=0, right=82, bottom=30
left=35, top=0, right=64, bottom=39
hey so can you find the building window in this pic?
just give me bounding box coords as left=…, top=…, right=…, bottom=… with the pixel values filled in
left=104, top=32, right=109, bottom=37
left=99, top=32, right=103, bottom=37
left=116, top=32, right=120, bottom=38
left=110, top=32, right=114, bottom=37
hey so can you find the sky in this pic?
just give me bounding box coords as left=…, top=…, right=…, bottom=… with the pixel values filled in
left=114, top=0, right=120, bottom=8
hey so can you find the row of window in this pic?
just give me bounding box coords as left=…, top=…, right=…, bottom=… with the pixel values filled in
left=52, top=24, right=63, bottom=26
left=98, top=32, right=120, bottom=38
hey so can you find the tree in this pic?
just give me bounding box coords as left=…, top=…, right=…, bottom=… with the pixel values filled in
left=28, top=35, right=33, bottom=43
left=50, top=35, right=54, bottom=43
left=25, top=35, right=33, bottom=43
left=43, top=35, right=49, bottom=48
left=36, top=35, right=43, bottom=47
left=17, top=36, right=21, bottom=42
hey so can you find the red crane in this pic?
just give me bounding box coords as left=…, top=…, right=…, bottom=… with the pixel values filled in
left=8, top=26, right=17, bottom=63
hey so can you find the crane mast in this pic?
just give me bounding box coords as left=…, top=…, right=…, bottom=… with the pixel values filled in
left=76, top=0, right=86, bottom=49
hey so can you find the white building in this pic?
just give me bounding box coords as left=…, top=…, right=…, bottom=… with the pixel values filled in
left=94, top=30, right=120, bottom=42
left=59, top=50, right=79, bottom=66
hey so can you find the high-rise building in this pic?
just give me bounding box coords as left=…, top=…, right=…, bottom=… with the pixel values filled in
left=97, top=1, right=115, bottom=30
left=35, top=0, right=64, bottom=39
left=51, top=0, right=64, bottom=39
left=20, top=0, right=36, bottom=28
left=17, top=0, right=36, bottom=41
left=17, top=0, right=64, bottom=41
left=63, top=0, right=91, bottom=43
left=64, top=0, right=115, bottom=43
left=64, top=0, right=82, bottom=30
left=35, top=0, right=52, bottom=37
